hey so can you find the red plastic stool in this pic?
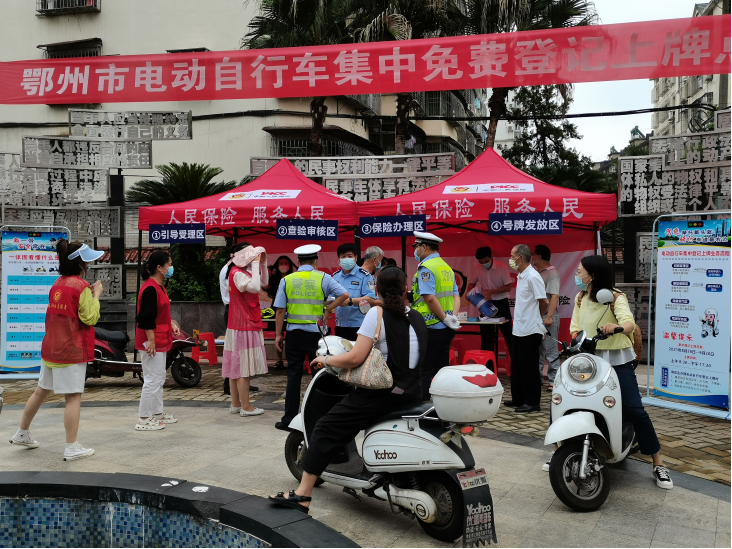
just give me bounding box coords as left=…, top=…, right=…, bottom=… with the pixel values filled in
left=449, top=348, right=458, bottom=366
left=450, top=337, right=466, bottom=364
left=463, top=350, right=497, bottom=372
left=191, top=332, right=219, bottom=365
left=262, top=330, right=276, bottom=340
left=496, top=339, right=511, bottom=376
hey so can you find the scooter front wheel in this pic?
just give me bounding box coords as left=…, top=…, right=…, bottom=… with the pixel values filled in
left=549, top=441, right=610, bottom=512
left=171, top=357, right=202, bottom=388
left=284, top=431, right=324, bottom=487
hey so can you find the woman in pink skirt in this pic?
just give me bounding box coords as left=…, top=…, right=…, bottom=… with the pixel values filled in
left=223, top=244, right=269, bottom=416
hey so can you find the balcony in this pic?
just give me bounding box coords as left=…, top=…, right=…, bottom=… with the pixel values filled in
left=423, top=91, right=466, bottom=130
left=36, top=0, right=101, bottom=15
left=340, top=94, right=381, bottom=117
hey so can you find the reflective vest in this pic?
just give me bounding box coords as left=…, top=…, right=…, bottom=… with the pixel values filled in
left=228, top=266, right=263, bottom=331
left=41, top=276, right=95, bottom=364
left=134, top=278, right=173, bottom=353
left=412, top=256, right=455, bottom=326
left=284, top=270, right=326, bottom=324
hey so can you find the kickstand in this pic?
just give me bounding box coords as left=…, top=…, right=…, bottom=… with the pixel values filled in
left=342, top=487, right=362, bottom=502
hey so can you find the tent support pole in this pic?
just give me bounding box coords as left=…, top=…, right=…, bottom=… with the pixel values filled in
left=134, top=229, right=142, bottom=363
left=401, top=236, right=407, bottom=270
left=354, top=227, right=361, bottom=258
left=611, top=220, right=616, bottom=283
left=234, top=227, right=239, bottom=246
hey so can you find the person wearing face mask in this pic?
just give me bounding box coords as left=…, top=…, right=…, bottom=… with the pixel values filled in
left=410, top=231, right=461, bottom=400
left=505, top=244, right=549, bottom=414
left=134, top=250, right=181, bottom=431
left=274, top=244, right=349, bottom=431
left=466, top=246, right=515, bottom=357
left=267, top=256, right=297, bottom=369
left=531, top=245, right=561, bottom=390
left=332, top=244, right=382, bottom=340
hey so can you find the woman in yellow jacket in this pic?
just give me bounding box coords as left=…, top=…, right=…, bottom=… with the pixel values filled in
left=569, top=255, right=672, bottom=489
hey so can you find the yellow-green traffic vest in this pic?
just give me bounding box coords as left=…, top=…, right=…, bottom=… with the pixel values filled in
left=411, top=256, right=455, bottom=326
left=284, top=270, right=326, bottom=324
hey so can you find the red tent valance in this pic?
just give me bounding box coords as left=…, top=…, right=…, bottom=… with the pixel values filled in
left=137, top=159, right=358, bottom=235
left=357, top=149, right=617, bottom=229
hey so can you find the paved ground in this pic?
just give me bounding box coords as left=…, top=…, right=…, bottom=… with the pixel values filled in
left=0, top=404, right=729, bottom=548
left=2, top=362, right=729, bottom=485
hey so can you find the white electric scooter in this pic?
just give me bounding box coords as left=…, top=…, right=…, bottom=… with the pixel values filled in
left=544, top=288, right=638, bottom=511
left=282, top=321, right=504, bottom=542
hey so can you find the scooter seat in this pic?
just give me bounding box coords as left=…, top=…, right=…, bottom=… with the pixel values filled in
left=373, top=402, right=435, bottom=424
left=94, top=327, right=129, bottom=344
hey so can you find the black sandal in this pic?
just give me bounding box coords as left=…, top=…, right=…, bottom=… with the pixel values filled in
left=273, top=360, right=285, bottom=369
left=268, top=490, right=311, bottom=513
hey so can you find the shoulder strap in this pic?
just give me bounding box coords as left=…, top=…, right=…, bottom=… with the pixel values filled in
left=373, top=306, right=383, bottom=343
left=577, top=290, right=585, bottom=308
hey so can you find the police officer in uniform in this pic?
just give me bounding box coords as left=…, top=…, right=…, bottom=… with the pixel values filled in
left=332, top=243, right=379, bottom=341
left=274, top=244, right=349, bottom=430
left=411, top=232, right=461, bottom=400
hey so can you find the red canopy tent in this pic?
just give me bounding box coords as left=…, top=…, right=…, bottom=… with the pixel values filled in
left=137, top=159, right=359, bottom=238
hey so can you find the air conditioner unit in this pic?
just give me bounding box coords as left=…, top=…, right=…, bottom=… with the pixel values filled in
left=705, top=74, right=714, bottom=82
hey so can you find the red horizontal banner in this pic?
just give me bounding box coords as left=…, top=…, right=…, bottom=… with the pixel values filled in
left=0, top=16, right=729, bottom=105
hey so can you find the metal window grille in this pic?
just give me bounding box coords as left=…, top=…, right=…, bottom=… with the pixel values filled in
left=36, top=0, right=101, bottom=14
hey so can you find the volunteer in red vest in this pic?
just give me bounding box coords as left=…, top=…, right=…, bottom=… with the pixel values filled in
left=135, top=250, right=180, bottom=431
left=9, top=240, right=104, bottom=462
left=223, top=244, right=269, bottom=417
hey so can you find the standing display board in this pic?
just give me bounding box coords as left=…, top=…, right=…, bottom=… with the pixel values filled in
left=650, top=218, right=731, bottom=415
left=0, top=230, right=66, bottom=372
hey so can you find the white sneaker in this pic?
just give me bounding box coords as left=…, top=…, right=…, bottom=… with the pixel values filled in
left=230, top=407, right=242, bottom=414
left=63, top=442, right=94, bottom=462
left=542, top=453, right=554, bottom=472
left=9, top=429, right=39, bottom=449
left=153, top=413, right=177, bottom=424
left=240, top=407, right=264, bottom=417
left=135, top=418, right=165, bottom=431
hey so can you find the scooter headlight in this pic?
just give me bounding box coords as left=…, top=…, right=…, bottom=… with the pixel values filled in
left=567, top=355, right=596, bottom=382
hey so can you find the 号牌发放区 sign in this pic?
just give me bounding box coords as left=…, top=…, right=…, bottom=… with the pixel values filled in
left=488, top=213, right=563, bottom=236
left=1, top=16, right=728, bottom=105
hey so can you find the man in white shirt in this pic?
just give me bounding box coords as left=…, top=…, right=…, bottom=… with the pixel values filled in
left=219, top=242, right=257, bottom=394
left=466, top=246, right=514, bottom=359
left=532, top=245, right=561, bottom=388
left=505, top=244, right=548, bottom=413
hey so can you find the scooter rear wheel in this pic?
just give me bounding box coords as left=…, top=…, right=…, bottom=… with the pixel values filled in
left=549, top=441, right=610, bottom=512
left=418, top=472, right=464, bottom=543
left=171, top=356, right=202, bottom=388
left=284, top=431, right=324, bottom=487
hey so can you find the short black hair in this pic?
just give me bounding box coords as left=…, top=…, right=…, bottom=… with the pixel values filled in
left=337, top=243, right=357, bottom=257
left=534, top=244, right=551, bottom=261
left=232, top=241, right=250, bottom=255
left=475, top=246, right=492, bottom=260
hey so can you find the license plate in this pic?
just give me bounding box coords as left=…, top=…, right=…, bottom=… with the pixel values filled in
left=457, top=468, right=487, bottom=490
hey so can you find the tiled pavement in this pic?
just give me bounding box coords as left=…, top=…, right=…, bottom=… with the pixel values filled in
left=1, top=361, right=729, bottom=485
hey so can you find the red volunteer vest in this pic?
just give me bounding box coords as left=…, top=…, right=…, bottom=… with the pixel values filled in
left=41, top=276, right=95, bottom=364
left=135, top=278, right=173, bottom=353
left=228, top=266, right=263, bottom=331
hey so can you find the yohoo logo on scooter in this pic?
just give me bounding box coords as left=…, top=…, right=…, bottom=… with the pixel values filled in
left=544, top=288, right=640, bottom=511
left=280, top=318, right=501, bottom=544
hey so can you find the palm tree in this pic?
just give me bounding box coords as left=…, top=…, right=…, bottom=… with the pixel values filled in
left=241, top=0, right=349, bottom=156
left=125, top=162, right=239, bottom=205
left=449, top=0, right=598, bottom=148
left=344, top=0, right=460, bottom=153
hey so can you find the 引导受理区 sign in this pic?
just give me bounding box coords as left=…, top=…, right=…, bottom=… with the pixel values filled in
left=149, top=223, right=206, bottom=243
left=276, top=219, right=338, bottom=241
left=0, top=16, right=728, bottom=104
left=359, top=215, right=426, bottom=237
left=653, top=219, right=731, bottom=408
left=488, top=213, right=563, bottom=235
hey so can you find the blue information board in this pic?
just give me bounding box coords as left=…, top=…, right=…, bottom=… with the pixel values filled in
left=149, top=223, right=206, bottom=243
left=359, top=215, right=427, bottom=237
left=488, top=213, right=563, bottom=236
left=276, top=219, right=339, bottom=241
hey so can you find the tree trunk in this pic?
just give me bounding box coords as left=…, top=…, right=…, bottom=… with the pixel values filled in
left=394, top=92, right=411, bottom=155
left=310, top=97, right=328, bottom=156
left=486, top=87, right=510, bottom=149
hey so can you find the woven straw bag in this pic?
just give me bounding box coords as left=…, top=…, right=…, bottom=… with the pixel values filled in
left=338, top=307, right=393, bottom=389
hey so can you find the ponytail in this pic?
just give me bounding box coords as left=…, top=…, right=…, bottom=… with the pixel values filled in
left=141, top=250, right=171, bottom=281
left=57, top=238, right=85, bottom=277
left=376, top=265, right=407, bottom=317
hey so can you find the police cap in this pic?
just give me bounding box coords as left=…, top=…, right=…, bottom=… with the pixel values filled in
left=294, top=244, right=321, bottom=259
left=413, top=231, right=443, bottom=245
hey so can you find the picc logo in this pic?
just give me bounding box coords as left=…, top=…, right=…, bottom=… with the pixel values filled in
left=373, top=450, right=397, bottom=460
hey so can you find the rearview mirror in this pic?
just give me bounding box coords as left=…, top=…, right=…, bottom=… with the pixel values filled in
left=317, top=317, right=328, bottom=337
left=596, top=289, right=615, bottom=306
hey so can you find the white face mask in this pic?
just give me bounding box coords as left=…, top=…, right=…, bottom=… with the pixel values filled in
left=278, top=265, right=289, bottom=273
left=481, top=261, right=493, bottom=270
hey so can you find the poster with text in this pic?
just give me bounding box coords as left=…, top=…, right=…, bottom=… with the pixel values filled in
left=654, top=219, right=731, bottom=409
left=0, top=231, right=65, bottom=372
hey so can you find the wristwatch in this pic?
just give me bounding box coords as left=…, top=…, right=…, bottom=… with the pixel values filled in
left=348, top=298, right=353, bottom=306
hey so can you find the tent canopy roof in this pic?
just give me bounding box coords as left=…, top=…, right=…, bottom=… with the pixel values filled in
left=358, top=149, right=617, bottom=228
left=137, top=159, right=358, bottom=234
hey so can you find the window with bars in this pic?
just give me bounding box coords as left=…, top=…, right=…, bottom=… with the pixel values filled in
left=39, top=38, right=102, bottom=59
